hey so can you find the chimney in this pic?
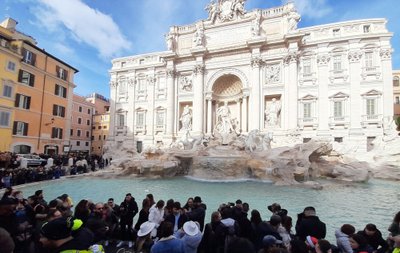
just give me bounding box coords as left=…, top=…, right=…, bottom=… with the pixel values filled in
left=0, top=18, right=18, bottom=32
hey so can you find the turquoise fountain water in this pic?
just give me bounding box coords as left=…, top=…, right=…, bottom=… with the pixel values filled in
left=17, top=177, right=399, bottom=242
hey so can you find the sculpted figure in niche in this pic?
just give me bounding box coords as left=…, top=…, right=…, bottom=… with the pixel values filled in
left=165, top=33, right=174, bottom=51
left=205, top=0, right=219, bottom=24
left=180, top=105, right=192, bottom=131
left=216, top=101, right=235, bottom=135
left=193, top=25, right=205, bottom=47
left=265, top=98, right=281, bottom=126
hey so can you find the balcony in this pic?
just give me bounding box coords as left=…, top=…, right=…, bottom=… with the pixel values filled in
left=299, top=72, right=317, bottom=85
left=135, top=125, right=146, bottom=134
left=329, top=69, right=349, bottom=83
left=361, top=66, right=381, bottom=80
left=115, top=126, right=127, bottom=136
left=155, top=124, right=165, bottom=133
left=361, top=114, right=382, bottom=127
left=298, top=117, right=318, bottom=129
left=329, top=116, right=350, bottom=129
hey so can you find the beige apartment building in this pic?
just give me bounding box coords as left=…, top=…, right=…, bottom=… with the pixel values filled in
left=0, top=18, right=78, bottom=155
left=70, top=94, right=95, bottom=155
left=86, top=93, right=110, bottom=156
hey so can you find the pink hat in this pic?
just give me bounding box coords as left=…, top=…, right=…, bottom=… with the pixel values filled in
left=306, top=236, right=318, bottom=248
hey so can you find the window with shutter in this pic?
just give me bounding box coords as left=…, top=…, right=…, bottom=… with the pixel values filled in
left=0, top=111, right=10, bottom=127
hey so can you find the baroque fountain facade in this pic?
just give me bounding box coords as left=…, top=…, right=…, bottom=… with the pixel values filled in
left=105, top=1, right=400, bottom=187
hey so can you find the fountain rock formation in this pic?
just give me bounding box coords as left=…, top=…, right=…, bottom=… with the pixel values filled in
left=102, top=129, right=398, bottom=188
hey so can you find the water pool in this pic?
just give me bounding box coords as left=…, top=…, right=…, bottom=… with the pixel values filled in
left=16, top=177, right=399, bottom=242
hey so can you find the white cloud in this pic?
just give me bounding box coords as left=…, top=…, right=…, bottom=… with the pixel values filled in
left=283, top=0, right=332, bottom=19
left=34, top=0, right=132, bottom=59
left=53, top=42, right=74, bottom=56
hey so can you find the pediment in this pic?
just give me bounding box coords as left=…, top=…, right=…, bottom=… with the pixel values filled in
left=329, top=92, right=349, bottom=99
left=362, top=89, right=381, bottom=96
left=299, top=94, right=317, bottom=101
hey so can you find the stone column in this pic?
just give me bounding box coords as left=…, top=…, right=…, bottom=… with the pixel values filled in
left=166, top=68, right=176, bottom=137
left=242, top=91, right=249, bottom=132
left=236, top=99, right=241, bottom=131
left=348, top=50, right=363, bottom=129
left=284, top=52, right=299, bottom=130
left=249, top=56, right=262, bottom=131
left=347, top=49, right=365, bottom=149
left=108, top=79, right=117, bottom=141
left=316, top=54, right=331, bottom=136
left=127, top=76, right=136, bottom=140
left=380, top=48, right=394, bottom=128
left=192, top=64, right=205, bottom=135
left=206, top=92, right=213, bottom=134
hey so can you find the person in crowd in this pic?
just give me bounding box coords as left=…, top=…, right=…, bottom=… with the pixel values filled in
left=316, top=239, right=332, bottom=253
left=74, top=199, right=91, bottom=225
left=199, top=210, right=225, bottom=253
left=135, top=198, right=151, bottom=231
left=389, top=235, right=400, bottom=253
left=151, top=221, right=184, bottom=253
left=1, top=172, right=12, bottom=188
left=349, top=233, right=374, bottom=253
left=175, top=220, right=203, bottom=253
left=117, top=193, right=138, bottom=248
left=220, top=205, right=241, bottom=249
left=226, top=237, right=256, bottom=253
left=295, top=206, right=326, bottom=241
left=34, top=190, right=48, bottom=207
left=47, top=209, right=63, bottom=222
left=0, top=227, right=15, bottom=253
left=278, top=215, right=293, bottom=248
left=232, top=199, right=243, bottom=220
left=165, top=201, right=189, bottom=233
left=86, top=202, right=108, bottom=243
left=14, top=193, right=35, bottom=253
left=259, top=235, right=283, bottom=253
left=102, top=202, right=118, bottom=246
left=40, top=217, right=102, bottom=253
left=268, top=203, right=282, bottom=215
left=164, top=198, right=175, bottom=217
left=107, top=197, right=120, bottom=218
left=149, top=199, right=165, bottom=229
left=146, top=194, right=156, bottom=207
left=389, top=212, right=400, bottom=249
left=288, top=238, right=308, bottom=253
left=183, top=197, right=194, bottom=212
left=335, top=224, right=355, bottom=253
left=136, top=221, right=156, bottom=253
left=237, top=201, right=254, bottom=241
left=186, top=196, right=206, bottom=232
left=357, top=223, right=388, bottom=253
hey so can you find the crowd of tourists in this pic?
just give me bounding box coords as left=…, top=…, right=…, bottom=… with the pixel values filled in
left=0, top=152, right=110, bottom=189
left=0, top=187, right=399, bottom=253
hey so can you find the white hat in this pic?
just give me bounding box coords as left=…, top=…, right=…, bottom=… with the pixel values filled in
left=183, top=221, right=199, bottom=236
left=137, top=221, right=156, bottom=237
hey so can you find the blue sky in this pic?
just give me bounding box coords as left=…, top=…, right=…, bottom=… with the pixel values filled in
left=1, top=0, right=399, bottom=98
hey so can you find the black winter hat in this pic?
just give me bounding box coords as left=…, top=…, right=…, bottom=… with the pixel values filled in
left=40, top=217, right=73, bottom=240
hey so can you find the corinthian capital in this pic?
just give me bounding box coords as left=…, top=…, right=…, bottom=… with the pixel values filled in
left=317, top=54, right=330, bottom=66
left=166, top=68, right=176, bottom=78
left=284, top=52, right=298, bottom=65
left=251, top=56, right=263, bottom=68
left=380, top=48, right=392, bottom=60
left=193, top=64, right=205, bottom=75
left=348, top=51, right=363, bottom=63
left=109, top=81, right=117, bottom=88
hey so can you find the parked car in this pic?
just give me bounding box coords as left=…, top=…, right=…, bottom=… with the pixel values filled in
left=17, top=154, right=47, bottom=167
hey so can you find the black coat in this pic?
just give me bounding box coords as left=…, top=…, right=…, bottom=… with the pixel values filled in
left=187, top=205, right=206, bottom=231
left=119, top=199, right=138, bottom=224
left=357, top=229, right=388, bottom=253
left=295, top=215, right=326, bottom=240
left=164, top=212, right=189, bottom=231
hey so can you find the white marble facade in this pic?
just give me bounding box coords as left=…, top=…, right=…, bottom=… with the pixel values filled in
left=108, top=1, right=394, bottom=152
